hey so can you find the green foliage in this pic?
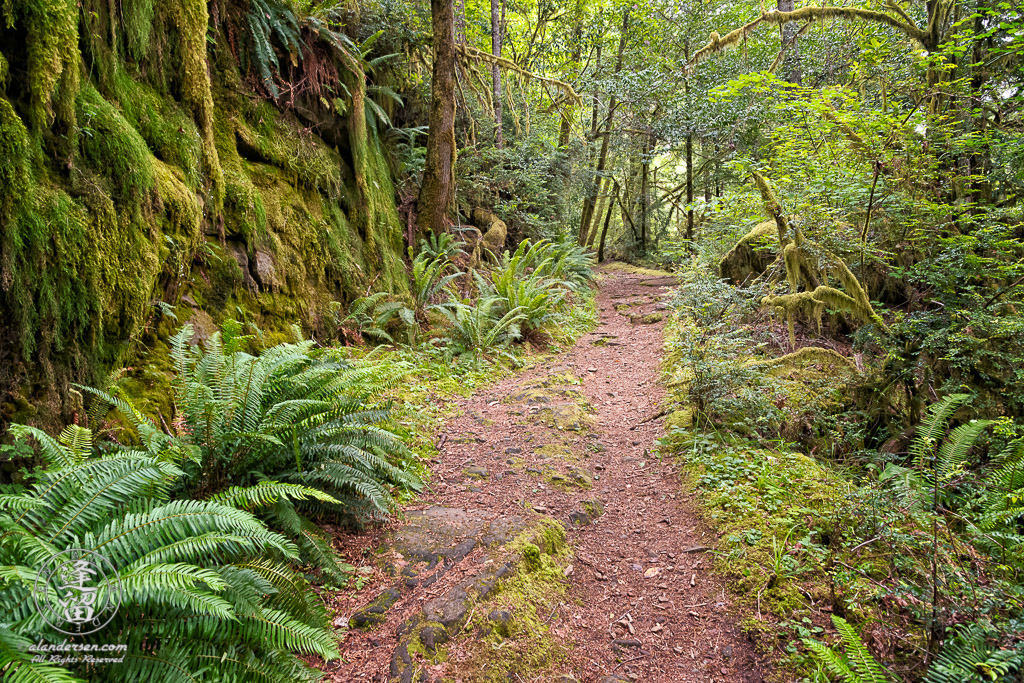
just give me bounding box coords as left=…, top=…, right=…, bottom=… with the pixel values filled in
left=418, top=232, right=467, bottom=262
left=438, top=297, right=526, bottom=368
left=346, top=250, right=461, bottom=346
left=666, top=261, right=788, bottom=437
left=345, top=291, right=411, bottom=345
left=0, top=443, right=338, bottom=682
left=410, top=251, right=463, bottom=321
left=84, top=325, right=420, bottom=579
left=474, top=238, right=595, bottom=335
left=803, top=616, right=890, bottom=683
left=477, top=267, right=563, bottom=334
left=923, top=625, right=1024, bottom=683
left=245, top=0, right=302, bottom=100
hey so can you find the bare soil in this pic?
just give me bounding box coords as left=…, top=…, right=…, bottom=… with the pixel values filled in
left=321, top=267, right=767, bottom=682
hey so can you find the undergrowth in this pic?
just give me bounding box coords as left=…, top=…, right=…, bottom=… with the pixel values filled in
left=662, top=258, right=1024, bottom=682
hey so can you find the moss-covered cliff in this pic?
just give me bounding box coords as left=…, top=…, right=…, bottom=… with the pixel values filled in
left=0, top=0, right=408, bottom=427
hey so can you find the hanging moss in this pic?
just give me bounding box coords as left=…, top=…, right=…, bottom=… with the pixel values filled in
left=217, top=112, right=270, bottom=246
left=745, top=171, right=888, bottom=349
left=4, top=0, right=80, bottom=133
left=234, top=102, right=342, bottom=198
left=77, top=83, right=156, bottom=200
left=113, top=69, right=203, bottom=190
left=0, top=0, right=415, bottom=429
left=170, top=0, right=223, bottom=215
left=153, top=159, right=202, bottom=275
left=123, top=0, right=156, bottom=61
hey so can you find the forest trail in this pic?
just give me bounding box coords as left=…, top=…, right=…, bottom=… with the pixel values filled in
left=325, top=267, right=765, bottom=683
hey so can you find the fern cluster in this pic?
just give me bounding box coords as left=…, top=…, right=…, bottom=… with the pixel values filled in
left=0, top=428, right=338, bottom=683
left=81, top=326, right=420, bottom=583
left=241, top=0, right=402, bottom=135
left=345, top=235, right=594, bottom=365
left=803, top=616, right=890, bottom=683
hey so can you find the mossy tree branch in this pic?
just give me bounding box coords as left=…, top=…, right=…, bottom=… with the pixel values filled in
left=687, top=2, right=944, bottom=74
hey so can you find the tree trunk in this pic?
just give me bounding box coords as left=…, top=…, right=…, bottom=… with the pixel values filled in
left=417, top=0, right=458, bottom=235
left=597, top=182, right=618, bottom=262
left=715, top=141, right=722, bottom=197
left=640, top=134, right=652, bottom=253
left=778, top=0, right=801, bottom=84
left=490, top=0, right=504, bottom=148
left=704, top=140, right=713, bottom=203
left=685, top=131, right=694, bottom=241
left=559, top=0, right=585, bottom=148
left=586, top=172, right=612, bottom=246
left=454, top=0, right=466, bottom=43
left=578, top=8, right=629, bottom=245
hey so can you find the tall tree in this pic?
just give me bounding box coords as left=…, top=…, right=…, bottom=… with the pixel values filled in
left=778, top=0, right=801, bottom=84
left=417, top=0, right=458, bottom=235
left=490, top=0, right=504, bottom=148
left=578, top=7, right=629, bottom=246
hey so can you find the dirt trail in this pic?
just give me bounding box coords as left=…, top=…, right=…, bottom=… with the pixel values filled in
left=324, top=267, right=765, bottom=682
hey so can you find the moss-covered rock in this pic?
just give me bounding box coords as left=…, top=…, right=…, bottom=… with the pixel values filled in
left=0, top=4, right=413, bottom=431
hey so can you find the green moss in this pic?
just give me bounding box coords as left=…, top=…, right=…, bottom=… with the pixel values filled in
left=533, top=443, right=576, bottom=460
left=520, top=542, right=543, bottom=572
left=235, top=101, right=342, bottom=198
left=153, top=159, right=202, bottom=271
left=77, top=83, right=156, bottom=199
left=7, top=0, right=80, bottom=132
left=171, top=0, right=222, bottom=214
left=602, top=262, right=673, bottom=277
left=123, top=0, right=156, bottom=61
left=454, top=521, right=572, bottom=682
left=113, top=70, right=203, bottom=190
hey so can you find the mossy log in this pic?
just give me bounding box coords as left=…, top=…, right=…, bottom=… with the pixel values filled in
left=745, top=346, right=858, bottom=371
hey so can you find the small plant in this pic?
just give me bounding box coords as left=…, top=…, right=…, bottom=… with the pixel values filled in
left=438, top=296, right=526, bottom=368
left=345, top=291, right=410, bottom=344
left=923, top=625, right=1024, bottom=683
left=418, top=232, right=467, bottom=262
left=802, top=616, right=891, bottom=683
left=347, top=252, right=461, bottom=347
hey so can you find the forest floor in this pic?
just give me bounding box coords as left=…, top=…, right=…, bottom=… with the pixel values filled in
left=318, top=266, right=767, bottom=683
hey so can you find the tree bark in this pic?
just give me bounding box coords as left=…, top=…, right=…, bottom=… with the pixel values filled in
left=490, top=0, right=504, bottom=148
left=685, top=131, right=694, bottom=241
left=597, top=182, right=618, bottom=262
left=778, top=0, right=801, bottom=84
left=586, top=172, right=612, bottom=246
left=578, top=8, right=629, bottom=245
left=559, top=0, right=585, bottom=148
left=641, top=133, right=652, bottom=252
left=418, top=0, right=458, bottom=235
